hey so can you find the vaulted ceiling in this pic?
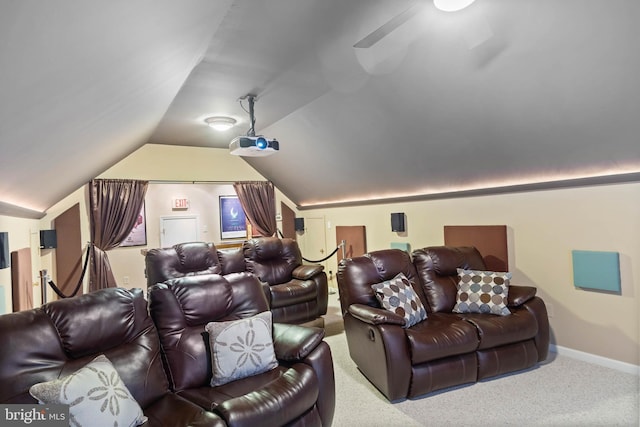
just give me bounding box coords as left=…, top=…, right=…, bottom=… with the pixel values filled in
left=1, top=0, right=639, bottom=218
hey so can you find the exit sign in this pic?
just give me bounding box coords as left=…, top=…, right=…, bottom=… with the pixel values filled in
left=172, top=198, right=189, bottom=210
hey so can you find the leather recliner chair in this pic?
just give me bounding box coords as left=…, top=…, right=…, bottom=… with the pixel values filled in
left=243, top=237, right=329, bottom=326
left=337, top=246, right=549, bottom=401
left=148, top=272, right=336, bottom=427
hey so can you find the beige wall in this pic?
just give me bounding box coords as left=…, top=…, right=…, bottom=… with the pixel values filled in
left=298, top=182, right=640, bottom=366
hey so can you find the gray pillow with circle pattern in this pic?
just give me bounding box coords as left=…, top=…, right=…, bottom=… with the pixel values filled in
left=453, top=268, right=512, bottom=316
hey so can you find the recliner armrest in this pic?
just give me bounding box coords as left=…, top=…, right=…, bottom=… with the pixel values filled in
left=292, top=264, right=324, bottom=280
left=508, top=285, right=537, bottom=307
left=347, top=304, right=405, bottom=326
left=273, top=323, right=325, bottom=361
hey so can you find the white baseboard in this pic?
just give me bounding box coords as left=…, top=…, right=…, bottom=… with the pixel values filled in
left=549, top=344, right=640, bottom=376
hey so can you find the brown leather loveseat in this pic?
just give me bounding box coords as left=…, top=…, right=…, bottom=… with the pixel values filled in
left=145, top=238, right=328, bottom=326
left=337, top=245, right=549, bottom=401
left=0, top=273, right=335, bottom=426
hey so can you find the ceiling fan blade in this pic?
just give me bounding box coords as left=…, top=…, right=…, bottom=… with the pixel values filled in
left=353, top=3, right=423, bottom=49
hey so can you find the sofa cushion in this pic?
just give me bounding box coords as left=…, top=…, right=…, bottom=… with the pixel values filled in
left=460, top=308, right=539, bottom=349
left=412, top=246, right=487, bottom=313
left=405, top=313, right=479, bottom=364
left=453, top=268, right=511, bottom=316
left=142, top=393, right=227, bottom=427
left=205, top=311, right=278, bottom=386
left=176, top=242, right=223, bottom=275
left=371, top=272, right=427, bottom=328
left=29, top=354, right=147, bottom=427
left=215, top=364, right=319, bottom=427
left=243, top=237, right=299, bottom=285
left=178, top=364, right=319, bottom=427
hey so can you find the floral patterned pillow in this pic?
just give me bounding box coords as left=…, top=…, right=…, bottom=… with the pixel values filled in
left=205, top=311, right=278, bottom=386
left=29, top=354, right=147, bottom=427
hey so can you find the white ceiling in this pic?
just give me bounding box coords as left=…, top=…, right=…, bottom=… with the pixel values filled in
left=1, top=0, right=639, bottom=217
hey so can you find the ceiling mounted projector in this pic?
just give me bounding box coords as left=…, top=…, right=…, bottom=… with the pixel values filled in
left=230, top=94, right=279, bottom=157
left=229, top=136, right=279, bottom=157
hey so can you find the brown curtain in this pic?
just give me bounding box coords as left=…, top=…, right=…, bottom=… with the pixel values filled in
left=233, top=181, right=277, bottom=237
left=89, top=179, right=148, bottom=291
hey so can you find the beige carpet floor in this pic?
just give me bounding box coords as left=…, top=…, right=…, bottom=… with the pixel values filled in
left=322, top=289, right=640, bottom=427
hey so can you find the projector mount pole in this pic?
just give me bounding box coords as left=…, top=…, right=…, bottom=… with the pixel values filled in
left=247, top=95, right=256, bottom=137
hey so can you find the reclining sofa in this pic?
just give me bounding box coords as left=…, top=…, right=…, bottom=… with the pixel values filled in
left=337, top=245, right=549, bottom=401
left=0, top=272, right=335, bottom=427
left=145, top=237, right=328, bottom=326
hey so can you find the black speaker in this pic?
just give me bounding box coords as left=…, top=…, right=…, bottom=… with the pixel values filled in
left=391, top=213, right=405, bottom=232
left=0, top=232, right=9, bottom=269
left=294, top=218, right=305, bottom=232
left=40, top=229, right=57, bottom=249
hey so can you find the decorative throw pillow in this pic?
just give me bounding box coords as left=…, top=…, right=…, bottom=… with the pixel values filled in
left=29, top=354, right=147, bottom=427
left=205, top=311, right=278, bottom=386
left=371, top=272, right=428, bottom=328
left=453, top=268, right=512, bottom=316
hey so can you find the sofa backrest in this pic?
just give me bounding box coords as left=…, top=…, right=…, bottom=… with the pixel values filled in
left=145, top=242, right=223, bottom=287
left=243, top=237, right=301, bottom=285
left=148, top=272, right=269, bottom=391
left=0, top=288, right=169, bottom=407
left=216, top=246, right=246, bottom=275
left=412, top=246, right=486, bottom=312
left=336, top=249, right=423, bottom=316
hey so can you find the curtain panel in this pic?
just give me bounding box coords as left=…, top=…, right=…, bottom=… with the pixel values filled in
left=89, top=179, right=148, bottom=291
left=233, top=181, right=277, bottom=237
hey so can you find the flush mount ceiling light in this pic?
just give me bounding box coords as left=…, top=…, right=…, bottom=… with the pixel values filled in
left=433, top=0, right=476, bottom=12
left=354, top=0, right=478, bottom=48
left=204, top=116, right=237, bottom=131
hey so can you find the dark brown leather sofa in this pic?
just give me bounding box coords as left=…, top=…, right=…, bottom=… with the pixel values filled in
left=145, top=238, right=328, bottom=326
left=337, top=246, right=549, bottom=401
left=0, top=287, right=220, bottom=426
left=0, top=273, right=335, bottom=426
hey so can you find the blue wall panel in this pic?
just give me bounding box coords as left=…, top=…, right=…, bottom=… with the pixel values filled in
left=572, top=250, right=621, bottom=293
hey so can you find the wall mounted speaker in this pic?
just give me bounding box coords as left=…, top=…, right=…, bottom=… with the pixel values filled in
left=294, top=218, right=305, bottom=232
left=40, top=229, right=57, bottom=249
left=391, top=213, right=405, bottom=232
left=0, top=232, right=9, bottom=269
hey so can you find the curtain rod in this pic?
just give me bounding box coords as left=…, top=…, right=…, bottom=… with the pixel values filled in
left=149, top=180, right=236, bottom=185
left=148, top=180, right=269, bottom=185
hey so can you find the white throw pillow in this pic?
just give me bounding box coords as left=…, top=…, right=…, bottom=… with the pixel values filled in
left=205, top=311, right=278, bottom=386
left=29, top=354, right=147, bottom=427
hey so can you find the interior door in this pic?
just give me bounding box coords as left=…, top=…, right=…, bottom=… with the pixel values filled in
left=53, top=203, right=83, bottom=298
left=299, top=216, right=327, bottom=266
left=160, top=215, right=199, bottom=248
